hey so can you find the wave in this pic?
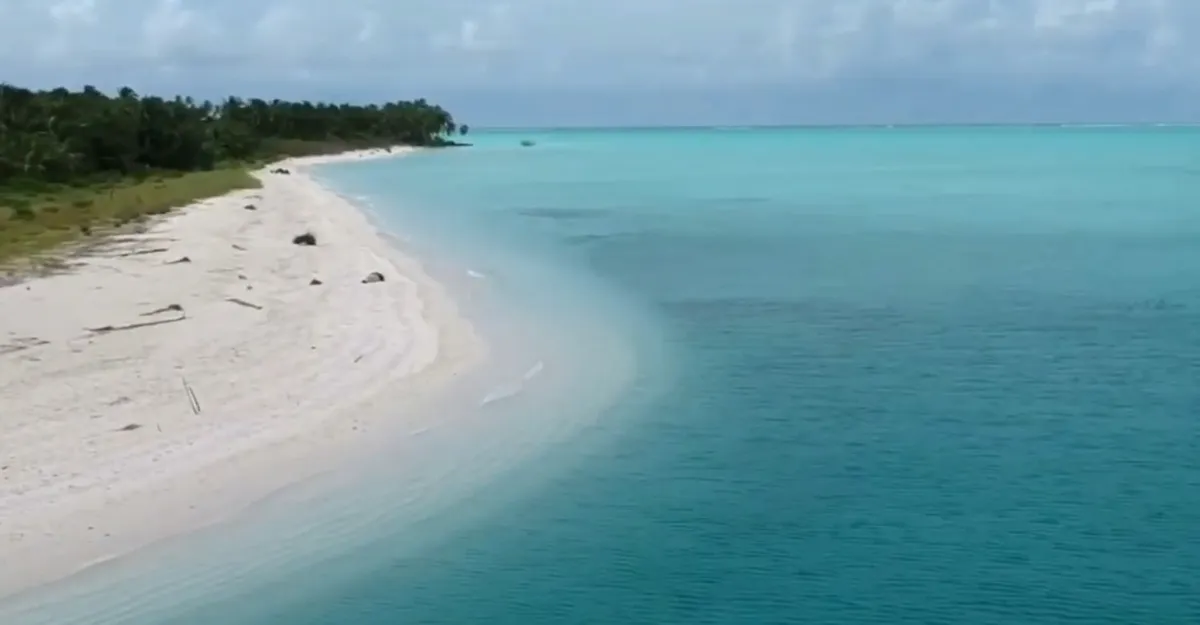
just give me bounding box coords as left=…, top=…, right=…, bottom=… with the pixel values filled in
left=523, top=360, right=544, bottom=380
left=479, top=361, right=545, bottom=406
left=516, top=207, right=610, bottom=221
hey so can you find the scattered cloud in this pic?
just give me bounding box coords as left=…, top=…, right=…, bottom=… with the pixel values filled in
left=0, top=0, right=1196, bottom=120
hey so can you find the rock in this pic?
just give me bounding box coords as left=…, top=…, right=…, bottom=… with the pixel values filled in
left=310, top=278, right=323, bottom=286
left=243, top=203, right=257, bottom=210
left=361, top=271, right=385, bottom=284
left=292, top=232, right=317, bottom=246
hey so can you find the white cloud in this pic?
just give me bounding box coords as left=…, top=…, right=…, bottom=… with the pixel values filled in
left=48, top=0, right=97, bottom=24
left=0, top=0, right=1196, bottom=93
left=430, top=4, right=517, bottom=53
left=36, top=0, right=100, bottom=62
left=355, top=12, right=377, bottom=44
left=141, top=0, right=221, bottom=61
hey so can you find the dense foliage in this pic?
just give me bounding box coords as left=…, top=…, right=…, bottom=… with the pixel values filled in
left=0, top=84, right=465, bottom=187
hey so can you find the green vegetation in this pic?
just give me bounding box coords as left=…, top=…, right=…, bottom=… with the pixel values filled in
left=0, top=168, right=261, bottom=263
left=0, top=83, right=466, bottom=264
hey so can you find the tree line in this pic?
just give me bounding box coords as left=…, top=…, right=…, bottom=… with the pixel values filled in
left=0, top=84, right=467, bottom=188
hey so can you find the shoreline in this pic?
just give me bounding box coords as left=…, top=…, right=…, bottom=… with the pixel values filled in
left=0, top=147, right=486, bottom=600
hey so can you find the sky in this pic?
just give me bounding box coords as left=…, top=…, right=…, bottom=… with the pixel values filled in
left=1, top=0, right=1198, bottom=126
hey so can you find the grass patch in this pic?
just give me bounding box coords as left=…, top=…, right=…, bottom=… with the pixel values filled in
left=0, top=167, right=260, bottom=266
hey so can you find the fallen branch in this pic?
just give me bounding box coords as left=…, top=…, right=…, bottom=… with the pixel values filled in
left=181, top=376, right=201, bottom=415
left=139, top=303, right=184, bottom=317
left=117, top=247, right=169, bottom=258
left=0, top=337, right=49, bottom=356
left=164, top=256, right=191, bottom=265
left=87, top=315, right=186, bottom=334
left=226, top=297, right=263, bottom=310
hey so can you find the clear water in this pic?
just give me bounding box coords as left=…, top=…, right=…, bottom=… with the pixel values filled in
left=16, top=126, right=1200, bottom=623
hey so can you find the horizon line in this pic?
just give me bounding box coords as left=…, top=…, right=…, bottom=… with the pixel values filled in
left=469, top=121, right=1200, bottom=133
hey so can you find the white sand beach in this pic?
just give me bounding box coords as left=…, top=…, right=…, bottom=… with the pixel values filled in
left=0, top=148, right=482, bottom=598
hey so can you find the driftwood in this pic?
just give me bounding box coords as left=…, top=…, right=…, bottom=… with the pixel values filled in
left=139, top=303, right=183, bottom=317
left=182, top=376, right=201, bottom=415
left=0, top=337, right=49, bottom=356
left=117, top=247, right=169, bottom=258
left=232, top=244, right=247, bottom=251
left=117, top=423, right=142, bottom=432
left=226, top=297, right=263, bottom=310
left=164, top=256, right=191, bottom=265
left=87, top=315, right=186, bottom=334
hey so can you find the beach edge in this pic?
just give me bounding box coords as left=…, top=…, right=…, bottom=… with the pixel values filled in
left=0, top=147, right=486, bottom=601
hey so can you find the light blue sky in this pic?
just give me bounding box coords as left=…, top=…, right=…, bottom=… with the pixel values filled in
left=2, top=0, right=1197, bottom=125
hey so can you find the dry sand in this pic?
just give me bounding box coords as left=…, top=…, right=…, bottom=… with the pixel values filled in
left=0, top=147, right=483, bottom=598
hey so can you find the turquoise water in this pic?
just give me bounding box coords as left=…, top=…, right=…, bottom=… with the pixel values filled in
left=15, top=126, right=1200, bottom=623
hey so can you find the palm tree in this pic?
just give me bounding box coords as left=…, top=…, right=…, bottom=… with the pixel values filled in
left=0, top=83, right=466, bottom=187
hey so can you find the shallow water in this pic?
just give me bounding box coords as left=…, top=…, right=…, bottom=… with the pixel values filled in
left=12, top=126, right=1200, bottom=624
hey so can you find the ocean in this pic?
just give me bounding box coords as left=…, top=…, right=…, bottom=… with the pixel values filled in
left=15, top=126, right=1200, bottom=623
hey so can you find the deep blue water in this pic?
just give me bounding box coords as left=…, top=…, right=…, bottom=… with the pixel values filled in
left=22, top=127, right=1200, bottom=624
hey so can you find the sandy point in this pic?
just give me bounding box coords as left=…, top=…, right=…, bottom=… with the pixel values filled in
left=0, top=146, right=485, bottom=599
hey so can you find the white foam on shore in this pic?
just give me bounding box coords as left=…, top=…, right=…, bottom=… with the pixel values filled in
left=524, top=360, right=545, bottom=380
left=0, top=147, right=485, bottom=607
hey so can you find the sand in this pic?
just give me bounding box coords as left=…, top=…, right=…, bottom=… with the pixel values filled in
left=0, top=148, right=483, bottom=599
